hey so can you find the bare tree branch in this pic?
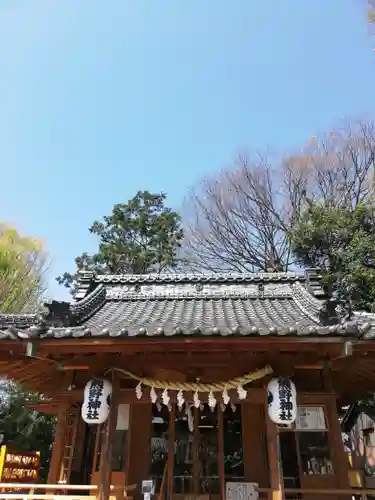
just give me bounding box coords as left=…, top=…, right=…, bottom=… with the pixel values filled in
left=283, top=119, right=375, bottom=210
left=182, top=119, right=375, bottom=274
left=183, top=153, right=292, bottom=273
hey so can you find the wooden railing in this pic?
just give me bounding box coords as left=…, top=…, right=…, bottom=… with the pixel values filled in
left=0, top=483, right=136, bottom=500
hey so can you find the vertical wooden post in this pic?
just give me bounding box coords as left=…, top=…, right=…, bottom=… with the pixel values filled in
left=264, top=391, right=283, bottom=500
left=217, top=405, right=226, bottom=500
left=47, top=401, right=70, bottom=484
left=127, top=404, right=152, bottom=495
left=323, top=364, right=350, bottom=493
left=124, top=404, right=132, bottom=483
left=91, top=425, right=102, bottom=481
left=167, top=404, right=175, bottom=500
left=192, top=407, right=200, bottom=494
left=322, top=361, right=333, bottom=392
left=242, top=403, right=269, bottom=486
left=99, top=372, right=120, bottom=500
left=326, top=396, right=351, bottom=490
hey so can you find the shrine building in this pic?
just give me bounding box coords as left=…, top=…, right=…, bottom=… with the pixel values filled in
left=1, top=269, right=375, bottom=500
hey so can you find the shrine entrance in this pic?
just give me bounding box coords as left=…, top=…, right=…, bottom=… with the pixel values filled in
left=150, top=403, right=244, bottom=497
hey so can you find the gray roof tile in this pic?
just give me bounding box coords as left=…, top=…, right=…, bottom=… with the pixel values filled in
left=0, top=271, right=373, bottom=340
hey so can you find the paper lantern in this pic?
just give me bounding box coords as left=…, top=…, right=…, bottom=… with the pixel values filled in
left=267, top=377, right=297, bottom=425
left=81, top=378, right=112, bottom=425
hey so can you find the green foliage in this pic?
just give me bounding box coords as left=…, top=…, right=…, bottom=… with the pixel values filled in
left=0, top=224, right=48, bottom=313
left=0, top=381, right=55, bottom=482
left=0, top=225, right=51, bottom=480
left=288, top=202, right=375, bottom=311
left=57, top=191, right=184, bottom=292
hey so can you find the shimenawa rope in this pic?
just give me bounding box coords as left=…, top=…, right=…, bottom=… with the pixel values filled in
left=105, top=364, right=273, bottom=392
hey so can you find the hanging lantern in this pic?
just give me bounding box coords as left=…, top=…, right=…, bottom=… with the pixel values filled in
left=81, top=378, right=112, bottom=425
left=267, top=377, right=297, bottom=425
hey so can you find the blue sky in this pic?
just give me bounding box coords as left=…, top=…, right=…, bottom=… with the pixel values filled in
left=0, top=0, right=374, bottom=301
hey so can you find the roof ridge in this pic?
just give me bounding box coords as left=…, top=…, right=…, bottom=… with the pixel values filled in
left=71, top=284, right=106, bottom=319
left=0, top=312, right=39, bottom=329
left=94, top=271, right=307, bottom=284
left=290, top=282, right=322, bottom=323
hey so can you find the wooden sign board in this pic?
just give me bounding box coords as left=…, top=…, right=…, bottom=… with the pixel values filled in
left=296, top=406, right=326, bottom=431
left=226, top=482, right=259, bottom=500
left=0, top=446, right=40, bottom=484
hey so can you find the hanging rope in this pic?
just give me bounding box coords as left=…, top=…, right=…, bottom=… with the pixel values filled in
left=105, top=364, right=273, bottom=392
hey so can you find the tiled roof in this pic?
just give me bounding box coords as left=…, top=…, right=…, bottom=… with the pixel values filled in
left=0, top=270, right=373, bottom=340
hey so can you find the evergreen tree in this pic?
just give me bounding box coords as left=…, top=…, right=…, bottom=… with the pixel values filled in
left=0, top=381, right=54, bottom=482
left=288, top=202, right=375, bottom=312
left=57, top=190, right=184, bottom=293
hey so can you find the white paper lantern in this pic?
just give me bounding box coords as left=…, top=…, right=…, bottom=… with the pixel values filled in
left=267, top=377, right=297, bottom=425
left=81, top=378, right=112, bottom=425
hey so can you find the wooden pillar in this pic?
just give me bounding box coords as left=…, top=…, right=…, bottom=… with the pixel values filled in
left=47, top=401, right=71, bottom=484
left=99, top=372, right=120, bottom=500
left=323, top=365, right=350, bottom=496
left=217, top=406, right=226, bottom=500
left=91, top=425, right=103, bottom=483
left=192, top=407, right=200, bottom=494
left=326, top=397, right=350, bottom=490
left=70, top=416, right=87, bottom=481
left=167, top=404, right=176, bottom=499
left=264, top=392, right=284, bottom=500
left=124, top=405, right=132, bottom=483
left=127, top=403, right=153, bottom=500
left=242, top=403, right=269, bottom=486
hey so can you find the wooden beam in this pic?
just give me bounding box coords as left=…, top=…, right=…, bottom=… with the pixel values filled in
left=333, top=370, right=375, bottom=395
left=29, top=402, right=60, bottom=415
left=37, top=336, right=349, bottom=355
left=0, top=340, right=24, bottom=350
left=295, top=363, right=325, bottom=370
left=57, top=352, right=261, bottom=370
left=298, top=392, right=336, bottom=404
left=0, top=352, right=31, bottom=361
left=60, top=365, right=90, bottom=371
left=55, top=353, right=339, bottom=378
